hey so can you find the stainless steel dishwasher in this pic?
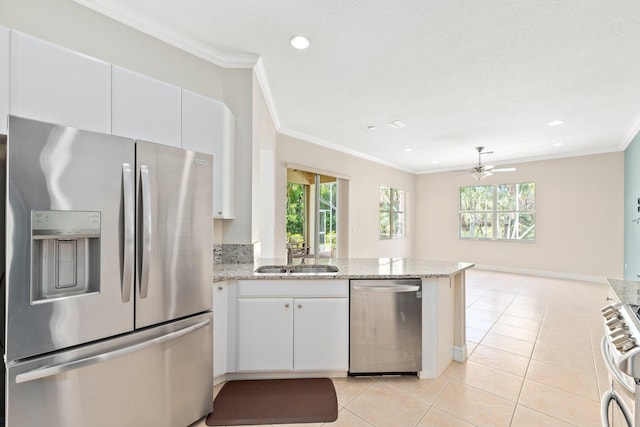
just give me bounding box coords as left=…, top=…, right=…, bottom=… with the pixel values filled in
left=349, top=279, right=422, bottom=374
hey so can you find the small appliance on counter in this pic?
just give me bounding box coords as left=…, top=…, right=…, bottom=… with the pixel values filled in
left=0, top=115, right=214, bottom=427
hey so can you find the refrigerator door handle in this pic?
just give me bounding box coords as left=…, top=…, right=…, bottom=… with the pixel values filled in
left=122, top=163, right=134, bottom=303
left=139, top=164, right=152, bottom=299
left=14, top=319, right=211, bottom=384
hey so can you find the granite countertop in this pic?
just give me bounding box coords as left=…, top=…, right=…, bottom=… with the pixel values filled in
left=607, top=278, right=640, bottom=305
left=213, top=258, right=474, bottom=282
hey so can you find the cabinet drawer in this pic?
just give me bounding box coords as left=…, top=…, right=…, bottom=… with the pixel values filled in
left=237, top=280, right=348, bottom=298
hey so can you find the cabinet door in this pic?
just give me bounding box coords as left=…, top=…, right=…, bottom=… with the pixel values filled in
left=112, top=66, right=181, bottom=147
left=237, top=298, right=293, bottom=371
left=10, top=31, right=111, bottom=133
left=181, top=89, right=215, bottom=155
left=181, top=90, right=235, bottom=218
left=294, top=298, right=349, bottom=371
left=0, top=26, right=9, bottom=134
left=213, top=281, right=228, bottom=378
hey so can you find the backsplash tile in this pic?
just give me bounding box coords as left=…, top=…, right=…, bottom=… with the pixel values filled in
left=217, top=243, right=254, bottom=264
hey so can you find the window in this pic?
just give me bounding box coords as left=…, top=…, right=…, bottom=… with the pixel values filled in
left=286, top=169, right=339, bottom=258
left=379, top=186, right=405, bottom=239
left=459, top=183, right=535, bottom=241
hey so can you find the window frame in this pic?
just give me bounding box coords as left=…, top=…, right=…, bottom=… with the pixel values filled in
left=459, top=182, right=536, bottom=241
left=379, top=185, right=406, bottom=240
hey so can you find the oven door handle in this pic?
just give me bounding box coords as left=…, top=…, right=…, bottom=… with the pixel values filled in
left=601, top=336, right=635, bottom=395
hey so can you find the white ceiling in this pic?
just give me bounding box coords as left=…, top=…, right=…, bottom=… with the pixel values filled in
left=74, top=0, right=640, bottom=173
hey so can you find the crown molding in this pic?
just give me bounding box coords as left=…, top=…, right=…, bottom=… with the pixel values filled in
left=277, top=127, right=414, bottom=174
left=73, top=0, right=258, bottom=68
left=622, top=114, right=640, bottom=151
left=253, top=58, right=281, bottom=129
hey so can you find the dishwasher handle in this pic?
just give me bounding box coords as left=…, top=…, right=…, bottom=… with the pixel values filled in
left=352, top=284, right=420, bottom=293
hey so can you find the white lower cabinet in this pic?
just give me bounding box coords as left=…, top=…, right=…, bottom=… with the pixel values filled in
left=293, top=298, right=349, bottom=371
left=213, top=281, right=230, bottom=378
left=236, top=280, right=349, bottom=373
left=237, top=298, right=294, bottom=371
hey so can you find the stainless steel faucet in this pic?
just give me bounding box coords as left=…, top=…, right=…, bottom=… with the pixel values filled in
left=286, top=242, right=293, bottom=265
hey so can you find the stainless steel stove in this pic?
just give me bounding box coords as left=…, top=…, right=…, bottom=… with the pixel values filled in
left=601, top=302, right=640, bottom=426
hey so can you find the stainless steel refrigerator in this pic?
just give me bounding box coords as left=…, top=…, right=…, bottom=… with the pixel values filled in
left=0, top=115, right=214, bottom=427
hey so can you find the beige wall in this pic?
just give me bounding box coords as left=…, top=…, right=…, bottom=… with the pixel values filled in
left=416, top=152, right=624, bottom=279
left=275, top=134, right=416, bottom=259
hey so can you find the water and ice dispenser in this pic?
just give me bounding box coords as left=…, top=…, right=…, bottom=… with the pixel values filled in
left=31, top=210, right=101, bottom=302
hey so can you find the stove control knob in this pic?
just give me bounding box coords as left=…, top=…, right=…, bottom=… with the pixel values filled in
left=613, top=334, right=632, bottom=348
left=604, top=310, right=621, bottom=321
left=607, top=318, right=624, bottom=330
left=622, top=339, right=637, bottom=352
left=611, top=328, right=630, bottom=340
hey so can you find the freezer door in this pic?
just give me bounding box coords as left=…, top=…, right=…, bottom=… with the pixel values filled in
left=5, top=116, right=135, bottom=361
left=6, top=312, right=213, bottom=427
left=135, top=140, right=213, bottom=328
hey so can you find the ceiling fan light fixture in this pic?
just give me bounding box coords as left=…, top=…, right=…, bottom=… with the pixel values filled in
left=471, top=171, right=492, bottom=180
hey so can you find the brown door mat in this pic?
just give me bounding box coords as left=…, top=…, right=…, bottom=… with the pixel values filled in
left=206, top=378, right=338, bottom=426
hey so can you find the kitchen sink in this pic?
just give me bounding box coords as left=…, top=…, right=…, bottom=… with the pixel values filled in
left=254, top=264, right=339, bottom=274
left=289, top=265, right=339, bottom=274
left=254, top=265, right=290, bottom=274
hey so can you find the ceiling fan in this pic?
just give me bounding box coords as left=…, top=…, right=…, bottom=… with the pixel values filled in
left=456, top=146, right=516, bottom=180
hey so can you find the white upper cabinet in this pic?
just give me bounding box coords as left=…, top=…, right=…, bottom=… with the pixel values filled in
left=0, top=26, right=9, bottom=134
left=112, top=66, right=181, bottom=147
left=9, top=31, right=111, bottom=133
left=182, top=89, right=235, bottom=218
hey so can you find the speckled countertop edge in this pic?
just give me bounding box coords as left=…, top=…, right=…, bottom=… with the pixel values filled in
left=213, top=258, right=475, bottom=282
left=607, top=278, right=640, bottom=305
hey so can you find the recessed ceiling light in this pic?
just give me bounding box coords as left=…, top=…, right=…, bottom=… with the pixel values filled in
left=431, top=160, right=439, bottom=164
left=367, top=125, right=376, bottom=131
left=553, top=142, right=564, bottom=147
left=388, top=120, right=406, bottom=129
left=290, top=35, right=310, bottom=50
left=403, top=148, right=413, bottom=152
left=548, top=120, right=563, bottom=126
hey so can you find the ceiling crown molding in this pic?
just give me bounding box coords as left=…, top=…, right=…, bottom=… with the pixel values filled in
left=73, top=0, right=258, bottom=68
left=277, top=127, right=414, bottom=174
left=253, top=58, right=281, bottom=129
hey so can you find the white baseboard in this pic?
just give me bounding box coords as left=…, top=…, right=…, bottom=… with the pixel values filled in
left=471, top=263, right=608, bottom=284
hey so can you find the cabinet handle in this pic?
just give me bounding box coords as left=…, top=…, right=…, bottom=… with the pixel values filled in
left=606, top=297, right=613, bottom=301
left=297, top=304, right=302, bottom=309
left=285, top=304, right=290, bottom=308
left=218, top=286, right=224, bottom=291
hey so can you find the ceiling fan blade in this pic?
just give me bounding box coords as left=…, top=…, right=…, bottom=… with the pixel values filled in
left=493, top=167, right=516, bottom=172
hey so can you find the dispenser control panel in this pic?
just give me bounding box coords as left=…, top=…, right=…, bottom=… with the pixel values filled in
left=32, top=210, right=101, bottom=238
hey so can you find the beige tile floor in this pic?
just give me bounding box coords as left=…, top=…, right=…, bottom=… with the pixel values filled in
left=191, top=269, right=610, bottom=427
